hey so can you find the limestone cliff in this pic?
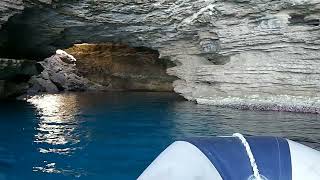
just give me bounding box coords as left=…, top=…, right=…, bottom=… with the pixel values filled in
left=0, top=0, right=320, bottom=112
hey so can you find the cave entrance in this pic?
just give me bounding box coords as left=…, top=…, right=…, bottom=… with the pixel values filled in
left=62, top=43, right=177, bottom=92
left=0, top=8, right=178, bottom=96
left=0, top=8, right=178, bottom=97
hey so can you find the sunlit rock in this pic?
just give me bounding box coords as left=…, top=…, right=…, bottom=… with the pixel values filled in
left=64, top=43, right=176, bottom=91
left=55, top=49, right=76, bottom=64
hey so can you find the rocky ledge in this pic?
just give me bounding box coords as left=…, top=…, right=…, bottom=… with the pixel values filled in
left=0, top=0, right=320, bottom=112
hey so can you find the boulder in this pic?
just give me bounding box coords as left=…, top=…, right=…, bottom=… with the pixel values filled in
left=27, top=54, right=104, bottom=94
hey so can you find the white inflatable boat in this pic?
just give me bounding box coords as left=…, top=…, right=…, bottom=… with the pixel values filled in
left=138, top=134, right=320, bottom=180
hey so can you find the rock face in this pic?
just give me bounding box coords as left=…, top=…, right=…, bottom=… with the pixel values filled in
left=0, top=0, right=24, bottom=29
left=0, top=58, right=38, bottom=98
left=28, top=54, right=104, bottom=95
left=0, top=0, right=51, bottom=29
left=65, top=43, right=176, bottom=91
left=0, top=0, right=320, bottom=112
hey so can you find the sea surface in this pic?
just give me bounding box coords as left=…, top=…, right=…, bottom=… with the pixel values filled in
left=0, top=92, right=319, bottom=180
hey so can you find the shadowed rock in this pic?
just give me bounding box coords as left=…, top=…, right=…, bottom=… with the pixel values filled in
left=28, top=53, right=104, bottom=94
left=0, top=58, right=38, bottom=98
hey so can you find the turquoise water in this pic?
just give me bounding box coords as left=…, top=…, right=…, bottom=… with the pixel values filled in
left=0, top=92, right=319, bottom=180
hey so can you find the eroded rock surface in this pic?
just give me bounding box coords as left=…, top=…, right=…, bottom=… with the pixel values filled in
left=65, top=43, right=176, bottom=91
left=0, top=0, right=51, bottom=29
left=0, top=58, right=38, bottom=98
left=0, top=0, right=24, bottom=29
left=28, top=54, right=104, bottom=95
left=0, top=0, right=320, bottom=112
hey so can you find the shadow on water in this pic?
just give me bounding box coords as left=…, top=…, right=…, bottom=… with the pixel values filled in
left=0, top=92, right=319, bottom=179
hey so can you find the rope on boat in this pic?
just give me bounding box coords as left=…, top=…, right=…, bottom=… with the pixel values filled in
left=233, top=133, right=263, bottom=180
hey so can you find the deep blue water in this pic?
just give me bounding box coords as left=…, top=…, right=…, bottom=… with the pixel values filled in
left=0, top=92, right=319, bottom=180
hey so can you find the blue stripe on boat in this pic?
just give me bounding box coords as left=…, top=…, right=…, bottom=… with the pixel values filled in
left=186, top=136, right=292, bottom=180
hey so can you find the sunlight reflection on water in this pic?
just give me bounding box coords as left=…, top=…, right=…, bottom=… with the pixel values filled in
left=27, top=94, right=86, bottom=177
left=27, top=94, right=81, bottom=146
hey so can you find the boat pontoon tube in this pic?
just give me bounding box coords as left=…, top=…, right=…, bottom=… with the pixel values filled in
left=138, top=136, right=320, bottom=180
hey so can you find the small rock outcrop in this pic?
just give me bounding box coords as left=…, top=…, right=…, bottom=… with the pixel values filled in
left=28, top=53, right=104, bottom=95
